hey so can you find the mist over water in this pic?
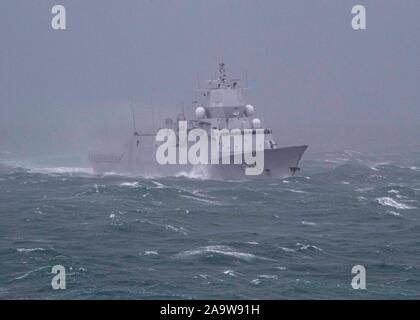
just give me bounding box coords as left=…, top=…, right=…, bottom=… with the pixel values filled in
left=0, top=0, right=419, bottom=158
left=0, top=0, right=420, bottom=299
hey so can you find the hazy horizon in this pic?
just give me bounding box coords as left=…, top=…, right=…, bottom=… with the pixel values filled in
left=1, top=0, right=419, bottom=160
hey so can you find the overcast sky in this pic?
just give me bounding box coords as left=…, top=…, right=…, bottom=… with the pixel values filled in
left=0, top=0, right=419, bottom=158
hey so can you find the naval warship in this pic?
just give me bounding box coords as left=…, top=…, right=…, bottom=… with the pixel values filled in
left=89, top=63, right=307, bottom=179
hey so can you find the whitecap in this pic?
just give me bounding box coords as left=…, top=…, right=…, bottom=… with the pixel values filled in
left=285, top=189, right=306, bottom=194
left=278, top=246, right=296, bottom=253
left=250, top=279, right=261, bottom=285
left=14, top=266, right=50, bottom=280
left=29, top=167, right=93, bottom=176
left=180, top=194, right=221, bottom=206
left=397, top=166, right=420, bottom=171
left=376, top=197, right=417, bottom=210
left=296, top=242, right=324, bottom=252
left=275, top=266, right=287, bottom=270
left=119, top=181, right=139, bottom=187
left=258, top=274, right=278, bottom=280
left=175, top=245, right=272, bottom=262
left=174, top=169, right=210, bottom=180
left=34, top=208, right=44, bottom=215
left=16, top=248, right=45, bottom=253
left=223, top=270, right=241, bottom=277
left=151, top=181, right=166, bottom=188
left=165, top=224, right=189, bottom=236
left=301, top=221, right=317, bottom=226
left=191, top=189, right=217, bottom=199
left=102, top=171, right=120, bottom=176
left=388, top=211, right=402, bottom=217
left=325, top=159, right=346, bottom=164
left=246, top=241, right=259, bottom=245
left=370, top=162, right=391, bottom=171
left=143, top=251, right=158, bottom=256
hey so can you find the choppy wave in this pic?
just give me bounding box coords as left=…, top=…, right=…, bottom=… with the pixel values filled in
left=174, top=167, right=210, bottom=180
left=28, top=167, right=94, bottom=176
left=119, top=181, right=140, bottom=187
left=301, top=221, right=317, bottom=226
left=296, top=243, right=324, bottom=252
left=143, top=250, right=159, bottom=256
left=258, top=274, right=278, bottom=280
left=223, top=270, right=241, bottom=277
left=16, top=248, right=45, bottom=253
left=1, top=149, right=420, bottom=299
left=175, top=245, right=272, bottom=262
left=14, top=266, right=50, bottom=280
left=278, top=246, right=296, bottom=253
left=376, top=197, right=417, bottom=210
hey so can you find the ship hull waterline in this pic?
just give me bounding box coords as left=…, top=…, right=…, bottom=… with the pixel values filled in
left=89, top=145, right=308, bottom=180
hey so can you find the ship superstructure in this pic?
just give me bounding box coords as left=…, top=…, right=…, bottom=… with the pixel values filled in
left=89, top=63, right=307, bottom=179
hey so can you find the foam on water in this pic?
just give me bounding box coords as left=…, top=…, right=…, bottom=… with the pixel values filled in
left=1, top=150, right=420, bottom=299
left=175, top=245, right=272, bottom=262
left=376, top=197, right=417, bottom=210
left=388, top=211, right=402, bottom=217
left=16, top=248, right=45, bottom=253
left=246, top=241, right=259, bottom=245
left=119, top=181, right=140, bottom=187
left=14, top=266, right=50, bottom=280
left=223, top=270, right=241, bottom=277
left=174, top=168, right=210, bottom=180
left=284, top=189, right=307, bottom=194
left=301, top=221, right=317, bottom=226
left=278, top=246, right=296, bottom=253
left=143, top=251, right=159, bottom=256
left=29, top=167, right=94, bottom=176
left=165, top=224, right=189, bottom=236
left=296, top=243, right=324, bottom=252
left=258, top=274, right=278, bottom=280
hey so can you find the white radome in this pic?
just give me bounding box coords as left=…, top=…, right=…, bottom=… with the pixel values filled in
left=245, top=104, right=254, bottom=117
left=195, top=106, right=206, bottom=119
left=252, top=118, right=261, bottom=129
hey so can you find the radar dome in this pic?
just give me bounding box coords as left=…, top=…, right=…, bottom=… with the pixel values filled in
left=195, top=106, right=206, bottom=119
left=252, top=118, right=262, bottom=129
left=245, top=104, right=254, bottom=117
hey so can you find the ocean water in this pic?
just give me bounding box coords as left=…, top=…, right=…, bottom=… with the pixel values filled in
left=0, top=149, right=420, bottom=299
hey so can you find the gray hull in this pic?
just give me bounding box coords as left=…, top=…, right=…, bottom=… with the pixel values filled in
left=203, top=145, right=307, bottom=179
left=89, top=142, right=307, bottom=180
